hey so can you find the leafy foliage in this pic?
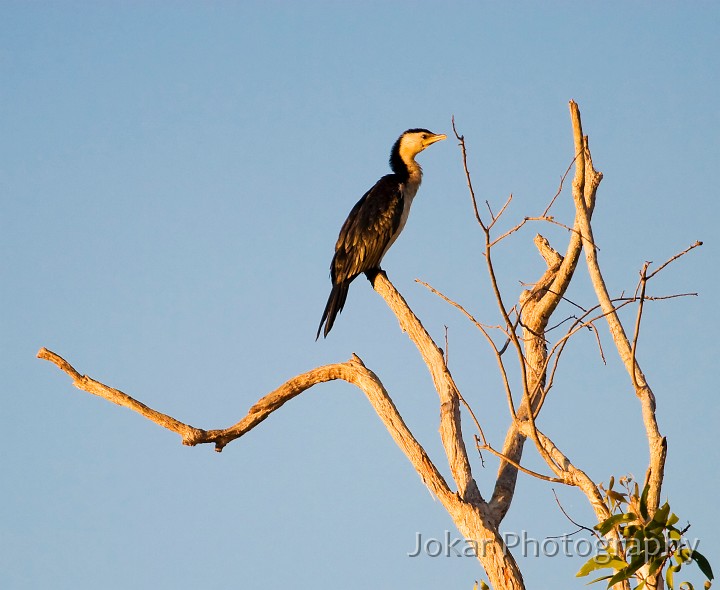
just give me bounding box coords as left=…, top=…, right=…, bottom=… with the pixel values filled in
left=576, top=476, right=713, bottom=589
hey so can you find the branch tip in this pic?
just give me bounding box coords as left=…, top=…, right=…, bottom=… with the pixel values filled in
left=349, top=353, right=365, bottom=367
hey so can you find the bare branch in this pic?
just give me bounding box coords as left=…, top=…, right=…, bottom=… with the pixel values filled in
left=370, top=271, right=483, bottom=505
left=444, top=325, right=449, bottom=365
left=489, top=217, right=531, bottom=247
left=487, top=194, right=513, bottom=232
left=515, top=422, right=611, bottom=522
left=590, top=322, right=608, bottom=365
left=646, top=240, right=702, bottom=280
left=533, top=100, right=603, bottom=322
left=37, top=347, right=201, bottom=443
left=490, top=100, right=603, bottom=523
left=370, top=269, right=526, bottom=589
left=570, top=129, right=667, bottom=518
left=513, top=421, right=629, bottom=582
left=475, top=436, right=564, bottom=484
left=542, top=154, right=580, bottom=217
left=551, top=489, right=601, bottom=540
left=643, top=292, right=698, bottom=300
left=630, top=262, right=651, bottom=389
left=452, top=116, right=486, bottom=232
left=416, top=278, right=517, bottom=420
left=485, top=199, right=496, bottom=221
left=37, top=347, right=455, bottom=501
left=489, top=215, right=595, bottom=250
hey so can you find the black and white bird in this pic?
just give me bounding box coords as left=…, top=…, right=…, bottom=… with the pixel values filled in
left=316, top=128, right=446, bottom=339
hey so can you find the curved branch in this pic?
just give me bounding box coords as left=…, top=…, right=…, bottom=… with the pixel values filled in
left=36, top=347, right=454, bottom=501
left=38, top=337, right=524, bottom=586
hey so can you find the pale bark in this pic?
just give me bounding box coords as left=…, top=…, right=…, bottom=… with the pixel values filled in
left=369, top=272, right=524, bottom=589
left=370, top=271, right=482, bottom=505
left=573, top=180, right=666, bottom=515
left=37, top=100, right=684, bottom=590
left=38, top=276, right=526, bottom=590
left=37, top=348, right=451, bottom=500
left=489, top=101, right=603, bottom=524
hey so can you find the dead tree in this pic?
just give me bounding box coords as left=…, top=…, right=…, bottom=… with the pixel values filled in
left=38, top=101, right=705, bottom=590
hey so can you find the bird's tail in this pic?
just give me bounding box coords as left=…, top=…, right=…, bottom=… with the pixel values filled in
left=316, top=281, right=350, bottom=339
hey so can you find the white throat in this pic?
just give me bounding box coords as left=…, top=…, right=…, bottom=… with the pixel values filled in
left=381, top=157, right=423, bottom=259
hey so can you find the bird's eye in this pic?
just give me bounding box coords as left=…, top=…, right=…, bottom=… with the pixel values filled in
left=422, top=134, right=428, bottom=139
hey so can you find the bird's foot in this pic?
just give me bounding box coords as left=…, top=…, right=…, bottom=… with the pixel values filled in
left=364, top=267, right=384, bottom=283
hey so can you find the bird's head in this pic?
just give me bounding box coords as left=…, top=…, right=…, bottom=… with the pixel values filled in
left=397, top=128, right=447, bottom=158
left=392, top=129, right=447, bottom=171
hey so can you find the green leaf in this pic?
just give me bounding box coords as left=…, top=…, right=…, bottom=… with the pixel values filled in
left=627, top=528, right=647, bottom=558
left=668, top=564, right=680, bottom=589
left=597, top=512, right=637, bottom=535
left=653, top=502, right=671, bottom=526
left=667, top=513, right=680, bottom=527
left=669, top=528, right=683, bottom=542
left=643, top=531, right=666, bottom=558
left=627, top=554, right=649, bottom=575
left=608, top=476, right=615, bottom=491
left=607, top=557, right=647, bottom=587
left=679, top=583, right=695, bottom=590
left=577, top=557, right=603, bottom=578
left=607, top=568, right=631, bottom=587
left=622, top=524, right=638, bottom=538
left=586, top=574, right=613, bottom=585
left=640, top=483, right=650, bottom=520
left=692, top=550, right=715, bottom=581
left=677, top=548, right=693, bottom=564
left=576, top=555, right=627, bottom=577
left=607, top=490, right=628, bottom=505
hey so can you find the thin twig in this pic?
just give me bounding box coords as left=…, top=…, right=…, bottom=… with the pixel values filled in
left=452, top=116, right=486, bottom=231
left=551, top=489, right=602, bottom=540
left=487, top=194, right=513, bottom=232
left=489, top=217, right=531, bottom=247
left=589, top=322, right=607, bottom=365
left=485, top=200, right=496, bottom=221
left=630, top=262, right=650, bottom=389
left=444, top=325, right=449, bottom=366
left=489, top=215, right=598, bottom=250
left=642, top=293, right=698, bottom=300
left=475, top=436, right=564, bottom=484
left=545, top=315, right=577, bottom=333
left=646, top=241, right=703, bottom=280
left=458, top=391, right=487, bottom=447
left=417, top=278, right=518, bottom=420
left=542, top=154, right=580, bottom=217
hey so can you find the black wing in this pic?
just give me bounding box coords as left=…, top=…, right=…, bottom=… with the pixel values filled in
left=331, top=174, right=403, bottom=284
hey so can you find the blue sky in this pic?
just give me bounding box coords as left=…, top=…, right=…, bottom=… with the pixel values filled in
left=2, top=3, right=718, bottom=589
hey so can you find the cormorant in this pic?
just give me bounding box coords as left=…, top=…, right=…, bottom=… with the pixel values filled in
left=316, top=128, right=446, bottom=339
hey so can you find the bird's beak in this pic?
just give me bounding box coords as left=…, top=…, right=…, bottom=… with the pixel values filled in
left=426, top=133, right=447, bottom=146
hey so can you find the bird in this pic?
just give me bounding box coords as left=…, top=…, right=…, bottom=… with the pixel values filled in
left=316, top=128, right=446, bottom=339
